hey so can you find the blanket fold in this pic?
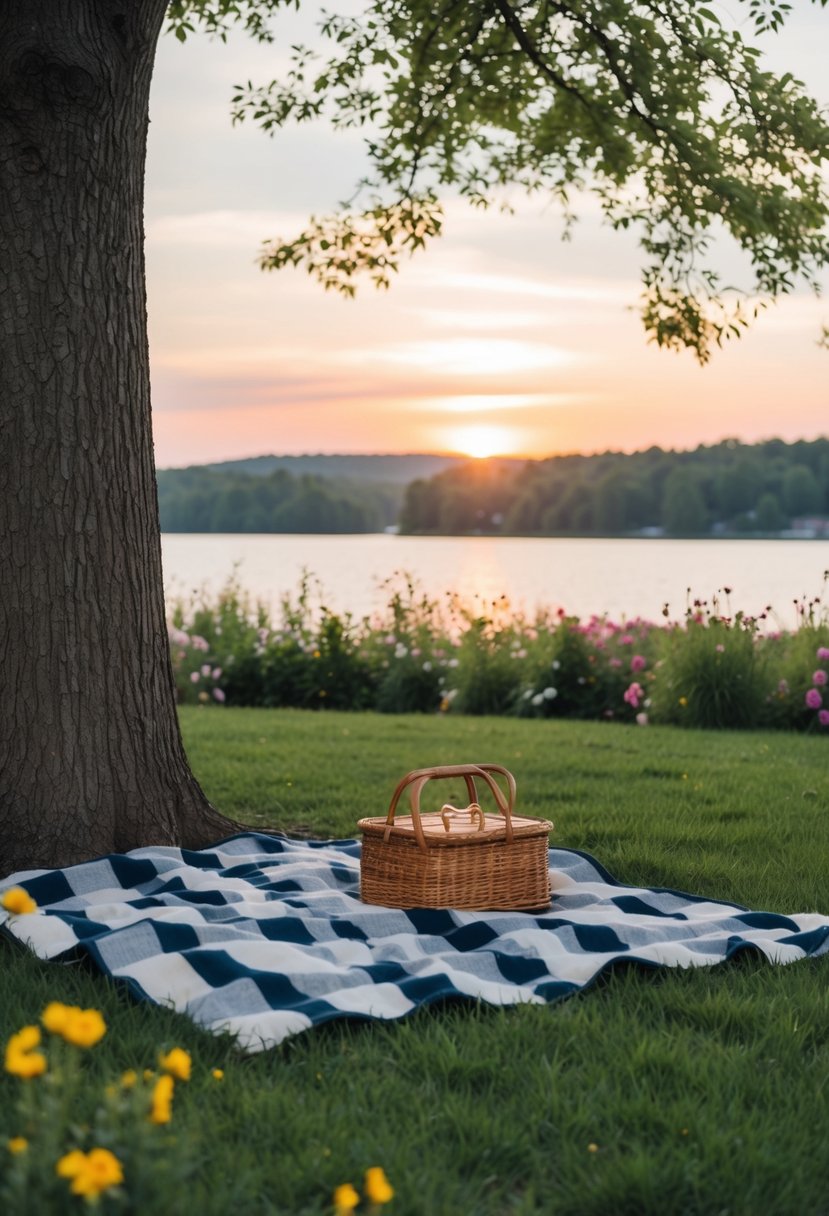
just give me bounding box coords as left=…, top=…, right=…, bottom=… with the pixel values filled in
left=3, top=834, right=827, bottom=1052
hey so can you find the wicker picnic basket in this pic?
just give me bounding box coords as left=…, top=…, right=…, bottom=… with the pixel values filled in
left=358, top=763, right=553, bottom=911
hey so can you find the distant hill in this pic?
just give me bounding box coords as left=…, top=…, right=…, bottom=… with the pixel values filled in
left=199, top=453, right=466, bottom=484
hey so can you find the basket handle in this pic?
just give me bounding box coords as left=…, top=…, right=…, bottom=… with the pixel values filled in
left=440, top=803, right=485, bottom=833
left=384, top=764, right=516, bottom=851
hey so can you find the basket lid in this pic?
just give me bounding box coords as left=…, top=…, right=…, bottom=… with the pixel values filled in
left=359, top=763, right=553, bottom=851
left=358, top=809, right=553, bottom=845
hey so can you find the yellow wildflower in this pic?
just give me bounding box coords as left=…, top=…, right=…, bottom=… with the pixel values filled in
left=7, top=1137, right=28, bottom=1154
left=149, top=1073, right=175, bottom=1124
left=143, top=1068, right=155, bottom=1081
left=42, top=1002, right=73, bottom=1036
left=5, top=1026, right=47, bottom=1079
left=121, top=1069, right=138, bottom=1089
left=212, top=1068, right=224, bottom=1080
left=57, top=1147, right=123, bottom=1198
left=65, top=1009, right=106, bottom=1049
left=9, top=1025, right=40, bottom=1053
left=56, top=1149, right=87, bottom=1179
left=158, top=1046, right=191, bottom=1081
left=333, top=1182, right=360, bottom=1214
left=42, top=1003, right=106, bottom=1048
left=678, top=696, right=688, bottom=707
left=587, top=1142, right=599, bottom=1153
left=364, top=1166, right=394, bottom=1205
left=1, top=887, right=37, bottom=915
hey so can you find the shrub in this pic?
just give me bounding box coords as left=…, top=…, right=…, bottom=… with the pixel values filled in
left=165, top=573, right=829, bottom=734
left=650, top=606, right=768, bottom=730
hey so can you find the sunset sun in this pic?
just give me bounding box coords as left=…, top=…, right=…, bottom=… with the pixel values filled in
left=450, top=424, right=516, bottom=459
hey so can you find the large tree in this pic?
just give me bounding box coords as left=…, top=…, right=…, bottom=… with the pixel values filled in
left=1, top=0, right=827, bottom=873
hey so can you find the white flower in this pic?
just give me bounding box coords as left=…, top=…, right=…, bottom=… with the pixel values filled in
left=522, top=688, right=534, bottom=700
left=543, top=687, right=558, bottom=700
left=448, top=658, right=459, bottom=668
left=422, top=661, right=432, bottom=672
left=635, top=712, right=649, bottom=726
left=531, top=693, right=544, bottom=707
left=394, top=644, right=408, bottom=659
left=551, top=660, right=561, bottom=670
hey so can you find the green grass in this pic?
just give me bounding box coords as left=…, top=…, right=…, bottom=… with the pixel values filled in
left=3, top=710, right=829, bottom=1215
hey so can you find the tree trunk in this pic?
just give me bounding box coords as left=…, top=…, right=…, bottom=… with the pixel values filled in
left=0, top=1, right=240, bottom=873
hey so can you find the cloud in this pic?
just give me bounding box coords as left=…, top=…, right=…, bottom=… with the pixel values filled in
left=147, top=209, right=311, bottom=248
left=350, top=338, right=578, bottom=377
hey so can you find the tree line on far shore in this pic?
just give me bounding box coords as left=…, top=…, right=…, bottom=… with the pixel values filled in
left=157, top=465, right=402, bottom=533
left=157, top=438, right=829, bottom=537
left=399, top=438, right=829, bottom=537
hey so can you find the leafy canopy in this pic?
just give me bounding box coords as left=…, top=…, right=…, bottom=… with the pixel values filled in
left=167, top=0, right=829, bottom=361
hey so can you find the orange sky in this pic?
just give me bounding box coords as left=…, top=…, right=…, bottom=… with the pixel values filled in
left=145, top=14, right=828, bottom=468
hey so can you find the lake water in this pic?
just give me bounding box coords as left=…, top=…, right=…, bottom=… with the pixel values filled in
left=160, top=534, right=829, bottom=629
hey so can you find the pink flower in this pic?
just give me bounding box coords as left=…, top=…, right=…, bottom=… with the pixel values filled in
left=817, top=647, right=829, bottom=661
left=201, top=664, right=211, bottom=677
left=819, top=709, right=829, bottom=727
left=623, top=682, right=643, bottom=709
left=715, top=644, right=725, bottom=654
left=609, top=658, right=622, bottom=669
left=812, top=670, right=828, bottom=686
left=619, top=634, right=634, bottom=646
left=212, top=688, right=226, bottom=703
left=630, top=654, right=646, bottom=672
left=189, top=671, right=200, bottom=684
left=805, top=688, right=822, bottom=710
left=635, top=712, right=649, bottom=726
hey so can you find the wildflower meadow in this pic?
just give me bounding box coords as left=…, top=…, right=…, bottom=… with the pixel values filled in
left=168, top=574, right=829, bottom=734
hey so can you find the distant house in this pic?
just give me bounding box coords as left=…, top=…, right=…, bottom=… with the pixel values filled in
left=785, top=517, right=829, bottom=539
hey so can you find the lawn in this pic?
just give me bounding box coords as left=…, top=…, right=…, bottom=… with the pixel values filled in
left=2, top=709, right=829, bottom=1215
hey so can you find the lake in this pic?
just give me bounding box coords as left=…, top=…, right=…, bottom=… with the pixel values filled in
left=160, top=534, right=829, bottom=629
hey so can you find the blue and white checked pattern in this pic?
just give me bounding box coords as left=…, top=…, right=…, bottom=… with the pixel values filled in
left=3, top=833, right=828, bottom=1052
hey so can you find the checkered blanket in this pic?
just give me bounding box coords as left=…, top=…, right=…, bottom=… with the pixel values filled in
left=3, top=834, right=828, bottom=1052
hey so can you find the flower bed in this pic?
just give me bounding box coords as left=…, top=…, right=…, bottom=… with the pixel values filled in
left=167, top=575, right=829, bottom=732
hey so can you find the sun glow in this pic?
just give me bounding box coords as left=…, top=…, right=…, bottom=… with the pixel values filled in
left=449, top=424, right=517, bottom=459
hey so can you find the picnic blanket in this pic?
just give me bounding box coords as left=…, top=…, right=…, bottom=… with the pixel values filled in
left=3, top=833, right=828, bottom=1052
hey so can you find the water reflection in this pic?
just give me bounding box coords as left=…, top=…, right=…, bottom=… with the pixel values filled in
left=161, top=533, right=829, bottom=630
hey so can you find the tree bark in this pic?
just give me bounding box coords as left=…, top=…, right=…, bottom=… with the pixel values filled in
left=0, top=0, right=240, bottom=873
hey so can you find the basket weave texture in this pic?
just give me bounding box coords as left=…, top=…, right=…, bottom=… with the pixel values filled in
left=358, top=763, right=553, bottom=911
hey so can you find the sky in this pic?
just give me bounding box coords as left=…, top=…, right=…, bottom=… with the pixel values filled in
left=145, top=6, right=829, bottom=468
